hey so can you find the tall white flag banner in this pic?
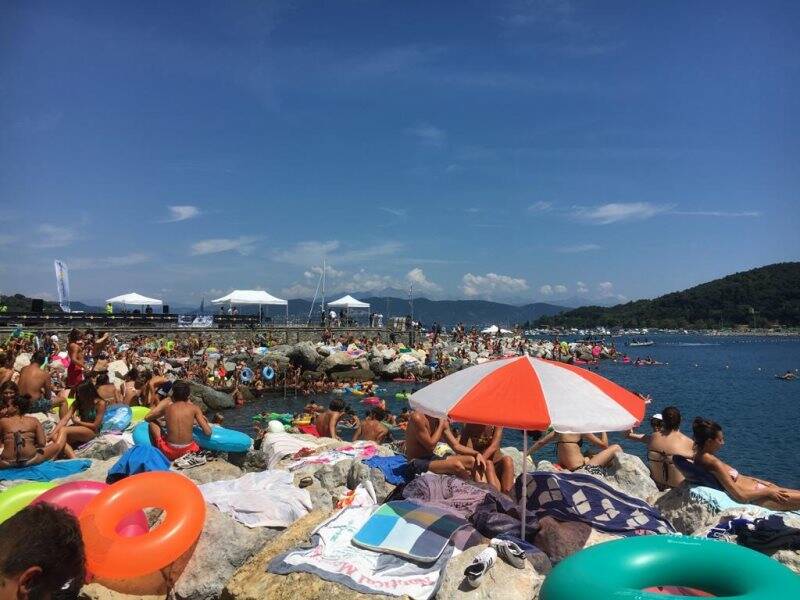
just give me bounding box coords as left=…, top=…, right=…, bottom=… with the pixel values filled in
left=54, top=260, right=70, bottom=312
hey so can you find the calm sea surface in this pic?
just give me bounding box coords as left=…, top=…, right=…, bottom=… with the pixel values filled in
left=221, top=334, right=800, bottom=488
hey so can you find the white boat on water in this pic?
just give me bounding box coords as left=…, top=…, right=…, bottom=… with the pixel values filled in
left=629, top=340, right=654, bottom=347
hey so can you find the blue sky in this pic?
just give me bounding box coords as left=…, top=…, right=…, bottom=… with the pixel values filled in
left=1, top=0, right=798, bottom=306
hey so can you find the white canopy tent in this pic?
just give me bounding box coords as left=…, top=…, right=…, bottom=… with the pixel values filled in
left=211, top=290, right=288, bottom=323
left=106, top=292, right=163, bottom=307
left=327, top=294, right=370, bottom=309
left=481, top=325, right=513, bottom=335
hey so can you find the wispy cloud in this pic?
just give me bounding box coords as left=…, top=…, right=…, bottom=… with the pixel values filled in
left=162, top=205, right=201, bottom=222
left=461, top=272, right=529, bottom=299
left=597, top=281, right=627, bottom=302
left=574, top=202, right=672, bottom=225
left=669, top=210, right=761, bottom=218
left=407, top=123, right=446, bottom=148
left=190, top=236, right=259, bottom=255
left=540, top=283, right=567, bottom=296
left=273, top=240, right=402, bottom=266
left=38, top=224, right=76, bottom=248
left=557, top=243, right=602, bottom=253
left=576, top=281, right=589, bottom=294
left=528, top=201, right=553, bottom=213
left=69, top=253, right=150, bottom=270
left=379, top=207, right=407, bottom=218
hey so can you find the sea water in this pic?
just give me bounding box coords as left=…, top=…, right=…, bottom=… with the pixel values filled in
left=222, top=334, right=800, bottom=488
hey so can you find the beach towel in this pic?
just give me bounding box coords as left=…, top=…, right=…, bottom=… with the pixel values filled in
left=516, top=472, right=675, bottom=536
left=260, top=432, right=319, bottom=470
left=689, top=485, right=800, bottom=518
left=200, top=470, right=312, bottom=528
left=269, top=506, right=454, bottom=600
left=106, top=446, right=171, bottom=484
left=364, top=455, right=410, bottom=486
left=352, top=500, right=468, bottom=562
left=672, top=456, right=723, bottom=490
left=284, top=441, right=378, bottom=471
left=0, top=459, right=91, bottom=482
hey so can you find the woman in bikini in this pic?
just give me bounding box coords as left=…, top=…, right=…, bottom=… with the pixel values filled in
left=55, top=381, right=106, bottom=449
left=627, top=406, right=694, bottom=489
left=528, top=429, right=621, bottom=475
left=93, top=371, right=122, bottom=405
left=458, top=424, right=516, bottom=494
left=0, top=386, right=67, bottom=468
left=693, top=418, right=800, bottom=510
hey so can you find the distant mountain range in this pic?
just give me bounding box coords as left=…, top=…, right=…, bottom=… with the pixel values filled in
left=535, top=262, right=800, bottom=329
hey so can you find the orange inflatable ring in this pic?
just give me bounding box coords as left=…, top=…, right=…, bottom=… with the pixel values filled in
left=79, top=471, right=206, bottom=579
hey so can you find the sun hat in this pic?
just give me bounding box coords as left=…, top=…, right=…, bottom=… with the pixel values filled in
left=651, top=413, right=663, bottom=421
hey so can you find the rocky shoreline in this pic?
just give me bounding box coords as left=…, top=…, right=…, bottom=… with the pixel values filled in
left=3, top=433, right=798, bottom=600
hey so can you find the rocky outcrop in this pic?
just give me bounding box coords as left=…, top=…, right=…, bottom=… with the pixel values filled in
left=188, top=382, right=235, bottom=410
left=437, top=542, right=545, bottom=600
left=330, top=368, right=374, bottom=382
left=181, top=460, right=244, bottom=486
left=319, top=352, right=356, bottom=373
left=286, top=342, right=321, bottom=371
left=170, top=505, right=278, bottom=600
left=604, top=453, right=660, bottom=503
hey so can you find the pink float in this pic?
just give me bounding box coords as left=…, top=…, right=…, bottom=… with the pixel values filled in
left=32, top=480, right=149, bottom=537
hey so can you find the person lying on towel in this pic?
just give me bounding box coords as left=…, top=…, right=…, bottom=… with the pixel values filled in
left=145, top=380, right=211, bottom=461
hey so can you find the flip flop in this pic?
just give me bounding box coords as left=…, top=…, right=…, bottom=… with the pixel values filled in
left=490, top=538, right=527, bottom=569
left=463, top=546, right=497, bottom=589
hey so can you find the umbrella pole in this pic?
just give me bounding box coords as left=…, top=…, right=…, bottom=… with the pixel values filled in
left=521, top=430, right=528, bottom=539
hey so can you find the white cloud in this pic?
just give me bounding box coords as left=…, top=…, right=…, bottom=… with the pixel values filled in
left=38, top=224, right=76, bottom=248
left=273, top=240, right=402, bottom=266
left=303, top=264, right=345, bottom=280
left=163, top=205, right=201, bottom=222
left=576, top=281, right=589, bottom=294
left=557, top=243, right=601, bottom=253
left=575, top=202, right=671, bottom=225
left=68, top=253, right=150, bottom=270
left=280, top=282, right=318, bottom=298
left=539, top=284, right=553, bottom=296
left=379, top=207, right=407, bottom=218
left=528, top=201, right=553, bottom=213
left=190, top=236, right=259, bottom=255
left=407, top=123, right=446, bottom=148
left=540, top=284, right=568, bottom=296
left=596, top=281, right=626, bottom=302
left=461, top=272, right=529, bottom=299
left=554, top=284, right=568, bottom=294
left=406, top=268, right=442, bottom=294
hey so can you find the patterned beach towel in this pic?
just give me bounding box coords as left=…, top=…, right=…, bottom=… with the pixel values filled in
left=352, top=500, right=468, bottom=562
left=516, top=472, right=675, bottom=536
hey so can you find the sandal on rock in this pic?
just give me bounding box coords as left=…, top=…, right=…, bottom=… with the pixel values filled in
left=463, top=546, right=497, bottom=589
left=490, top=538, right=527, bottom=569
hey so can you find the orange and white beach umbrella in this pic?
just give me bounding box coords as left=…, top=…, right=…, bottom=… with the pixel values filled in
left=409, top=355, right=645, bottom=433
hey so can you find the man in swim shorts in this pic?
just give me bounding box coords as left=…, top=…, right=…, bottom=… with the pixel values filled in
left=145, top=380, right=211, bottom=461
left=17, top=350, right=68, bottom=417
left=404, top=410, right=487, bottom=480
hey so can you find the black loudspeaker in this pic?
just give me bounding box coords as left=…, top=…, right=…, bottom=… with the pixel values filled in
left=31, top=298, right=44, bottom=313
left=162, top=305, right=170, bottom=314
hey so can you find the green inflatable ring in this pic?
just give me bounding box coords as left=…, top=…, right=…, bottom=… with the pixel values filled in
left=540, top=535, right=800, bottom=600
left=0, top=482, right=57, bottom=523
left=130, top=405, right=151, bottom=423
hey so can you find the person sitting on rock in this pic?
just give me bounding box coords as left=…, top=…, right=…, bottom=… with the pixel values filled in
left=312, top=397, right=347, bottom=439
left=145, top=380, right=211, bottom=461
left=0, top=386, right=69, bottom=468
left=353, top=407, right=390, bottom=444
left=626, top=407, right=694, bottom=489
left=527, top=430, right=621, bottom=476
left=404, top=410, right=490, bottom=482
left=0, top=503, right=86, bottom=599
left=692, top=417, right=800, bottom=510
left=458, top=423, right=516, bottom=494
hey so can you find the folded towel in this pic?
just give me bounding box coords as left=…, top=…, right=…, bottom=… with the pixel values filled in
left=0, top=459, right=92, bottom=482
left=364, top=455, right=410, bottom=485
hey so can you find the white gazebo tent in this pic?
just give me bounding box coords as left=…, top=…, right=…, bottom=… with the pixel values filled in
left=211, top=290, right=288, bottom=324
left=106, top=292, right=163, bottom=312
left=327, top=294, right=370, bottom=325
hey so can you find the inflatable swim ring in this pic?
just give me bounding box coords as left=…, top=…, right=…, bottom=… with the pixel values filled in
left=79, top=471, right=205, bottom=580
left=132, top=421, right=152, bottom=446
left=351, top=389, right=365, bottom=396
left=332, top=388, right=344, bottom=395
left=164, top=340, right=175, bottom=352
left=262, top=366, right=275, bottom=380
left=293, top=417, right=312, bottom=426
left=192, top=425, right=252, bottom=453
left=267, top=412, right=293, bottom=425
left=540, top=535, right=800, bottom=600
left=33, top=481, right=148, bottom=537
left=0, top=482, right=56, bottom=523
left=362, top=396, right=383, bottom=406
left=240, top=367, right=254, bottom=383
left=395, top=392, right=410, bottom=400
left=130, top=405, right=150, bottom=424
left=101, top=404, right=132, bottom=432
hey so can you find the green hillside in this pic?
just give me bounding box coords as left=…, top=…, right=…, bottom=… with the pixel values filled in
left=536, top=263, right=800, bottom=329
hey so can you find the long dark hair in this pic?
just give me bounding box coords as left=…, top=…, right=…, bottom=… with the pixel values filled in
left=661, top=406, right=681, bottom=433
left=75, top=381, right=98, bottom=420
left=692, top=417, right=722, bottom=450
